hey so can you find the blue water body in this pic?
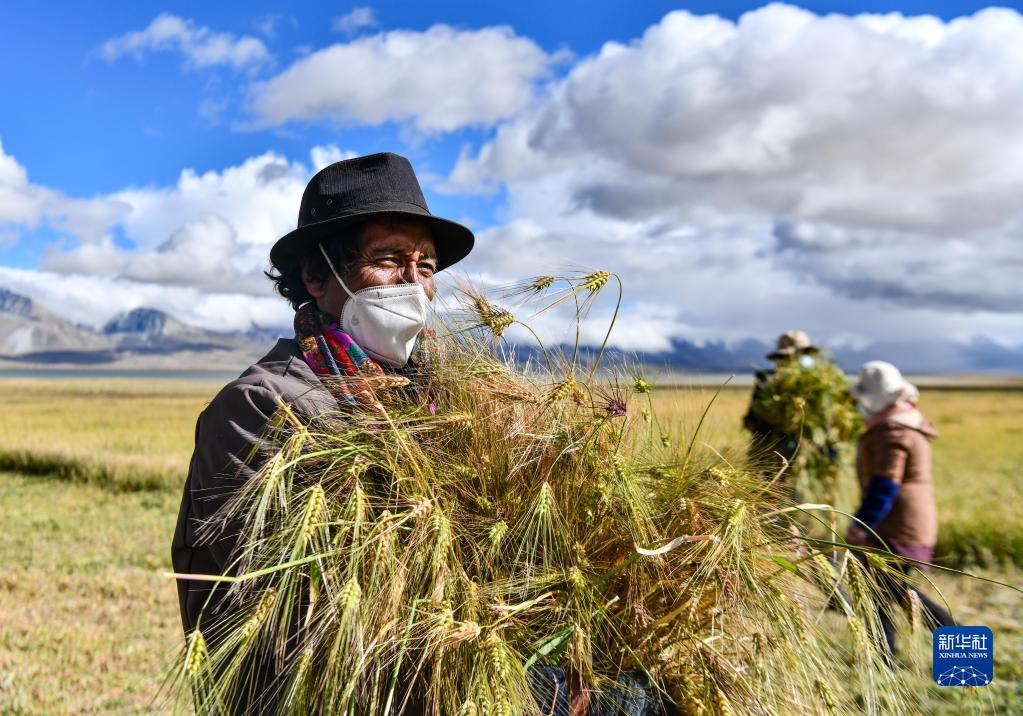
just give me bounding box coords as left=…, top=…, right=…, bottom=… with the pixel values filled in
left=1, top=369, right=1016, bottom=389
left=0, top=369, right=237, bottom=381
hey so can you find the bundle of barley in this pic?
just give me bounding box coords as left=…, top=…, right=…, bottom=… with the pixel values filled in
left=745, top=355, right=862, bottom=509
left=167, top=274, right=905, bottom=715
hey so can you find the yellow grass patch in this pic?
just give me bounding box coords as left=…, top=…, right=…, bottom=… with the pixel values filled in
left=0, top=379, right=218, bottom=490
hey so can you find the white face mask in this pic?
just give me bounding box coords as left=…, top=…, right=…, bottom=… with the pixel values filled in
left=798, top=354, right=817, bottom=369
left=318, top=243, right=429, bottom=367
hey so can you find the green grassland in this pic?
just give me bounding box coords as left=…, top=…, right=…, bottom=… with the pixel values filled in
left=0, top=378, right=1019, bottom=713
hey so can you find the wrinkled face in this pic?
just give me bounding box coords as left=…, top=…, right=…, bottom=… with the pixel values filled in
left=302, top=218, right=438, bottom=318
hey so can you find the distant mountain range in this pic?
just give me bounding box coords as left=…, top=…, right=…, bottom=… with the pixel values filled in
left=636, top=336, right=1023, bottom=375
left=0, top=287, right=279, bottom=370
left=0, top=286, right=1020, bottom=373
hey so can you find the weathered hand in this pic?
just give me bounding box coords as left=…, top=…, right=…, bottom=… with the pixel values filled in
left=845, top=525, right=869, bottom=546
left=569, top=672, right=591, bottom=716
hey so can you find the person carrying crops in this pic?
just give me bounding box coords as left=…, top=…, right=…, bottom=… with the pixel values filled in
left=170, top=153, right=474, bottom=712
left=170, top=153, right=665, bottom=714
left=743, top=330, right=820, bottom=473
left=741, top=331, right=860, bottom=510
left=846, top=361, right=954, bottom=660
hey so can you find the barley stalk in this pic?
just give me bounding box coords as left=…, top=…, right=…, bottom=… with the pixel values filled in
left=363, top=374, right=412, bottom=390
left=470, top=295, right=516, bottom=337
left=487, top=310, right=515, bottom=337
left=298, top=484, right=326, bottom=548
left=485, top=633, right=512, bottom=683
left=433, top=412, right=474, bottom=426
left=184, top=630, right=208, bottom=680
left=815, top=677, right=838, bottom=713
left=436, top=601, right=455, bottom=629
left=431, top=511, right=451, bottom=548
left=240, top=588, right=278, bottom=641
left=580, top=270, right=611, bottom=292
left=711, top=684, right=734, bottom=716
left=168, top=272, right=913, bottom=715
left=611, top=455, right=627, bottom=481
left=726, top=500, right=746, bottom=532
left=845, top=554, right=871, bottom=616
left=813, top=552, right=836, bottom=582
left=847, top=615, right=872, bottom=661
left=784, top=596, right=813, bottom=646
left=294, top=648, right=312, bottom=685
left=488, top=520, right=508, bottom=553
left=339, top=577, right=362, bottom=614
left=446, top=620, right=481, bottom=643
left=906, top=589, right=922, bottom=635
left=537, top=481, right=553, bottom=517
left=486, top=381, right=540, bottom=403
left=546, top=376, right=577, bottom=405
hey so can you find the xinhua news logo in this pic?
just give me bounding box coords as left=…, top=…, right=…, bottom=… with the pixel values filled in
left=933, top=626, right=993, bottom=686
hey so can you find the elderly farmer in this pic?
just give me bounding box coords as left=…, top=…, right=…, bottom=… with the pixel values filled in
left=170, top=153, right=663, bottom=714
left=172, top=152, right=473, bottom=632
left=846, top=361, right=954, bottom=659
left=170, top=153, right=474, bottom=711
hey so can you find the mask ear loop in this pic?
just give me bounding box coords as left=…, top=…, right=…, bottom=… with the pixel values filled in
left=318, top=241, right=431, bottom=315
left=318, top=242, right=358, bottom=301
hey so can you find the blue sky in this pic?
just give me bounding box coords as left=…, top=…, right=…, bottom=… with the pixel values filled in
left=1, top=1, right=1022, bottom=355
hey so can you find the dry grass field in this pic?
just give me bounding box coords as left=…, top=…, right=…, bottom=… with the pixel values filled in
left=0, top=380, right=213, bottom=491
left=650, top=384, right=1023, bottom=568
left=0, top=377, right=1019, bottom=713
left=0, top=473, right=180, bottom=713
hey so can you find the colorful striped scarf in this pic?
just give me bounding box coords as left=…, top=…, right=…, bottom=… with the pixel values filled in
left=294, top=302, right=387, bottom=406
left=294, top=302, right=434, bottom=407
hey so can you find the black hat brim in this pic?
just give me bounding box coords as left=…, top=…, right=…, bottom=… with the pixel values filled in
left=270, top=208, right=474, bottom=273
left=767, top=345, right=820, bottom=361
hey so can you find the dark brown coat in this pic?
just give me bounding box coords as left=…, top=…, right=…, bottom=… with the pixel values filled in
left=171, top=338, right=336, bottom=633
left=856, top=409, right=938, bottom=549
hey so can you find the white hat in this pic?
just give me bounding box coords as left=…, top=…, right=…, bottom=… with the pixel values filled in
left=851, top=361, right=919, bottom=416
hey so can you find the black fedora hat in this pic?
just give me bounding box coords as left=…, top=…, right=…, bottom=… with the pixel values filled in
left=270, top=152, right=474, bottom=272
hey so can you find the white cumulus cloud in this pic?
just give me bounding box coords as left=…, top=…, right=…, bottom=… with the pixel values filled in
left=449, top=4, right=1023, bottom=347
left=15, top=146, right=352, bottom=303
left=0, top=138, right=128, bottom=242
left=0, top=138, right=44, bottom=226
left=39, top=216, right=268, bottom=295
left=310, top=144, right=357, bottom=171
left=250, top=24, right=557, bottom=132
left=100, top=13, right=270, bottom=70
left=333, top=7, right=378, bottom=36
left=0, top=265, right=293, bottom=333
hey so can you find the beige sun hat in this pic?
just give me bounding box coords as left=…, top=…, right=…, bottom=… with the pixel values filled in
left=851, top=361, right=919, bottom=415
left=767, top=330, right=820, bottom=361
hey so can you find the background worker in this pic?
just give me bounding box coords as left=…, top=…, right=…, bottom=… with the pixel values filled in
left=743, top=330, right=821, bottom=474
left=846, top=361, right=955, bottom=659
